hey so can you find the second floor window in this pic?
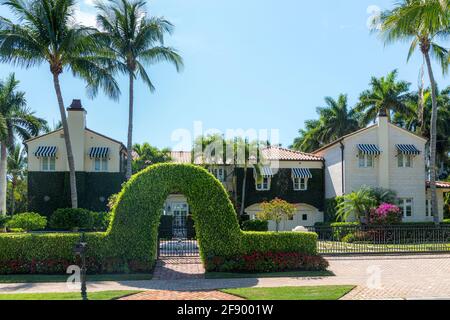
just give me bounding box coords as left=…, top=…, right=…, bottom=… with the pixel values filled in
left=398, top=154, right=412, bottom=168
left=293, top=177, right=308, bottom=191
left=41, top=157, right=56, bottom=171
left=94, top=158, right=108, bottom=172
left=358, top=151, right=374, bottom=168
left=256, top=176, right=271, bottom=191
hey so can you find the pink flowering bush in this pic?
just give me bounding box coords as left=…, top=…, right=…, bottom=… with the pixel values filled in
left=369, top=203, right=402, bottom=225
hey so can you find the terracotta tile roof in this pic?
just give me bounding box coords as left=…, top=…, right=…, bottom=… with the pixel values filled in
left=169, top=146, right=323, bottom=164
left=427, top=181, right=450, bottom=189
left=170, top=151, right=192, bottom=164
left=261, top=146, right=323, bottom=161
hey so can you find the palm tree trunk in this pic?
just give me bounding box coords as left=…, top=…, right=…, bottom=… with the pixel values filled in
left=126, top=72, right=134, bottom=180
left=0, top=143, right=7, bottom=215
left=52, top=73, right=78, bottom=208
left=423, top=51, right=439, bottom=224
left=239, top=165, right=247, bottom=216
left=418, top=62, right=425, bottom=135
left=10, top=179, right=15, bottom=215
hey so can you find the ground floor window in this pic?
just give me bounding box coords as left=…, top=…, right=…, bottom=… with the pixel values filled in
left=399, top=198, right=413, bottom=218
left=41, top=157, right=56, bottom=171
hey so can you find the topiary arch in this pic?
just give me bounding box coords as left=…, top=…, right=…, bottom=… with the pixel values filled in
left=106, top=163, right=242, bottom=264
left=104, top=163, right=318, bottom=271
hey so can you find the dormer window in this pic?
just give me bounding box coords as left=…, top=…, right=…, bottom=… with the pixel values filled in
left=357, top=144, right=381, bottom=168
left=89, top=147, right=109, bottom=172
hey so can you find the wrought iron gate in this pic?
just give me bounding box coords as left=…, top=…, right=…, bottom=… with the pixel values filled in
left=158, top=226, right=199, bottom=258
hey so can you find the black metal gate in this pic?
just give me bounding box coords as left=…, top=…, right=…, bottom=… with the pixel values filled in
left=158, top=226, right=199, bottom=258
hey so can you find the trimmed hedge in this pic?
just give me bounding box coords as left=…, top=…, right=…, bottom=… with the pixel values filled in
left=0, top=164, right=321, bottom=274
left=241, top=220, right=268, bottom=231
left=6, top=213, right=47, bottom=231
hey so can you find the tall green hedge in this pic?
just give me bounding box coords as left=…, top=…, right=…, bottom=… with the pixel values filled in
left=1, top=164, right=319, bottom=274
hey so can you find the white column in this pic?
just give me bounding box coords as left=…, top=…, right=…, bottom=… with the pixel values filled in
left=377, top=115, right=390, bottom=189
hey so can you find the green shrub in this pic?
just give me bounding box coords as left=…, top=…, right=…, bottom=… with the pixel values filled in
left=241, top=231, right=317, bottom=255
left=241, top=220, right=268, bottom=231
left=5, top=213, right=47, bottom=231
left=324, top=196, right=344, bottom=222
left=49, top=208, right=94, bottom=231
left=0, top=215, right=10, bottom=229
left=91, top=212, right=112, bottom=231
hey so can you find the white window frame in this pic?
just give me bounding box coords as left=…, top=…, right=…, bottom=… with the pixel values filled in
left=293, top=177, right=308, bottom=191
left=41, top=157, right=56, bottom=171
left=399, top=198, right=413, bottom=218
left=256, top=176, right=271, bottom=191
left=358, top=151, right=374, bottom=168
left=210, top=167, right=225, bottom=182
left=398, top=153, right=412, bottom=168
left=93, top=157, right=108, bottom=172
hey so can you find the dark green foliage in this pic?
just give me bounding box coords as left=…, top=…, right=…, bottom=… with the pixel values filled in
left=237, top=168, right=324, bottom=211
left=324, top=197, right=344, bottom=222
left=0, top=215, right=10, bottom=228
left=91, top=212, right=112, bottom=231
left=49, top=208, right=94, bottom=231
left=6, top=212, right=47, bottom=231
left=241, top=220, right=268, bottom=231
left=2, top=164, right=319, bottom=274
left=28, top=172, right=126, bottom=216
left=158, top=215, right=173, bottom=238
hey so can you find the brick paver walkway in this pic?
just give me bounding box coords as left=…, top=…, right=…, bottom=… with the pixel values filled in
left=120, top=290, right=242, bottom=300
left=2, top=254, right=450, bottom=300
left=152, top=257, right=205, bottom=280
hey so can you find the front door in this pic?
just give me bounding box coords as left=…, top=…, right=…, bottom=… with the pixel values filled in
left=172, top=203, right=188, bottom=238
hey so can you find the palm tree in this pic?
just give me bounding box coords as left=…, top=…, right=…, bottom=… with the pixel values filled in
left=316, top=94, right=360, bottom=143
left=0, top=73, right=43, bottom=214
left=291, top=120, right=323, bottom=153
left=0, top=0, right=120, bottom=208
left=336, top=187, right=377, bottom=223
left=379, top=0, right=450, bottom=223
left=355, top=70, right=411, bottom=125
left=132, top=142, right=171, bottom=173
left=7, top=144, right=26, bottom=215
left=95, top=0, right=183, bottom=180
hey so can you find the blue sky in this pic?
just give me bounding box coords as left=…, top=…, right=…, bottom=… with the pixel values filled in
left=0, top=0, right=448, bottom=151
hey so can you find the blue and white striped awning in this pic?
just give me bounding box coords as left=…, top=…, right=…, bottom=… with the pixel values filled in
left=254, top=166, right=273, bottom=177
left=35, top=146, right=57, bottom=157
left=292, top=168, right=313, bottom=178
left=89, top=147, right=109, bottom=159
left=357, top=144, right=381, bottom=155
left=396, top=144, right=421, bottom=155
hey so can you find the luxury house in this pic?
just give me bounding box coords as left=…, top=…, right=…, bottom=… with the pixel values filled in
left=25, top=100, right=127, bottom=216
left=313, top=112, right=450, bottom=222
left=169, top=147, right=326, bottom=232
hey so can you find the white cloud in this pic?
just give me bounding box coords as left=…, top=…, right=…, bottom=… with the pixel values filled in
left=73, top=7, right=97, bottom=27
left=84, top=0, right=95, bottom=6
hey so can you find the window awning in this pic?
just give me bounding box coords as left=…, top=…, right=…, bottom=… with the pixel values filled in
left=254, top=166, right=273, bottom=177
left=35, top=146, right=57, bottom=157
left=292, top=168, right=312, bottom=178
left=89, top=147, right=109, bottom=159
left=357, top=144, right=381, bottom=155
left=396, top=144, right=421, bottom=155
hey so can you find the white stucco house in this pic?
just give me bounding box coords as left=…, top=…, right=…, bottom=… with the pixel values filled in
left=313, top=112, right=450, bottom=222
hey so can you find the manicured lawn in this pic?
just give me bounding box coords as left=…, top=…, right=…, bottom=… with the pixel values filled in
left=318, top=241, right=450, bottom=254
left=0, top=290, right=141, bottom=300
left=206, top=270, right=333, bottom=279
left=0, top=273, right=152, bottom=283
left=221, top=285, right=355, bottom=300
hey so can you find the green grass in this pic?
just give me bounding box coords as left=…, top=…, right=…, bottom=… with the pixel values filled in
left=0, top=290, right=141, bottom=300
left=221, top=285, right=355, bottom=300
left=206, top=270, right=333, bottom=279
left=318, top=241, right=450, bottom=254
left=0, top=273, right=152, bottom=284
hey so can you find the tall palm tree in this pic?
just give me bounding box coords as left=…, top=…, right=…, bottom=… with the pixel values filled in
left=0, top=74, right=43, bottom=214
left=7, top=143, right=26, bottom=215
left=316, top=94, right=360, bottom=143
left=291, top=120, right=323, bottom=153
left=0, top=0, right=120, bottom=208
left=379, top=0, right=450, bottom=223
left=95, top=0, right=183, bottom=180
left=355, top=70, right=411, bottom=125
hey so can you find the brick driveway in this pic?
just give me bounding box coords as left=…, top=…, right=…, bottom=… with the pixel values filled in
left=152, top=257, right=205, bottom=280
left=120, top=290, right=242, bottom=300
left=2, top=254, right=450, bottom=300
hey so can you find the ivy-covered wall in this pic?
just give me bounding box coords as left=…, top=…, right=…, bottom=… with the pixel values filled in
left=236, top=168, right=325, bottom=211
left=28, top=172, right=126, bottom=216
